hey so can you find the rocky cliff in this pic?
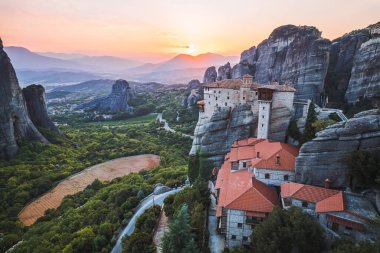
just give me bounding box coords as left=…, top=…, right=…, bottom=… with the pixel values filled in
left=295, top=109, right=380, bottom=187
left=324, top=29, right=371, bottom=106
left=254, top=25, right=331, bottom=103
left=182, top=79, right=202, bottom=108
left=190, top=104, right=257, bottom=164
left=76, top=79, right=134, bottom=113
left=345, top=23, right=380, bottom=105
left=203, top=66, right=217, bottom=84
left=0, top=38, right=48, bottom=159
left=217, top=62, right=232, bottom=81
left=22, top=84, right=60, bottom=133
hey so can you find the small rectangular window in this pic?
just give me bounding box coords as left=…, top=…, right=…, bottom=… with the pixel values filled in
left=225, top=102, right=227, bottom=106
left=231, top=235, right=236, bottom=240
left=227, top=96, right=229, bottom=99
left=284, top=175, right=289, bottom=181
left=302, top=201, right=308, bottom=208
left=256, top=152, right=260, bottom=158
left=256, top=92, right=258, bottom=95
left=216, top=97, right=218, bottom=101
left=214, top=90, right=216, bottom=93
left=243, top=97, right=246, bottom=100
left=265, top=173, right=270, bottom=179
left=263, top=106, right=265, bottom=110
left=243, top=236, right=248, bottom=241
left=261, top=124, right=264, bottom=127
left=237, top=223, right=242, bottom=228
left=242, top=162, right=246, bottom=167
left=262, top=115, right=264, bottom=118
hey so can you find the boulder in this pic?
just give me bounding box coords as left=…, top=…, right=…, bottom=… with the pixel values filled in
left=217, top=62, right=232, bottom=81
left=182, top=79, right=202, bottom=108
left=76, top=79, right=134, bottom=113
left=203, top=66, right=217, bottom=84
left=23, top=84, right=60, bottom=133
left=295, top=109, right=380, bottom=187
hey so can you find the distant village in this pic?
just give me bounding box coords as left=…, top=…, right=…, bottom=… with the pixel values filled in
left=195, top=75, right=379, bottom=249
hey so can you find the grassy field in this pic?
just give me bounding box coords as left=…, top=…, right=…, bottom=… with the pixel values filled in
left=88, top=113, right=158, bottom=127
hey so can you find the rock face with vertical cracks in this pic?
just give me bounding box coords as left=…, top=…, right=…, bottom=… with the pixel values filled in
left=190, top=104, right=257, bottom=165
left=345, top=23, right=380, bottom=105
left=295, top=109, right=380, bottom=188
left=203, top=66, right=217, bottom=84
left=253, top=25, right=331, bottom=103
left=23, top=84, right=60, bottom=133
left=217, top=62, right=232, bottom=81
left=0, top=38, right=48, bottom=159
left=76, top=79, right=135, bottom=113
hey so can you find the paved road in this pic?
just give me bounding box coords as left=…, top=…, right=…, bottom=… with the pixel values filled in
left=111, top=187, right=183, bottom=253
left=156, top=113, right=194, bottom=139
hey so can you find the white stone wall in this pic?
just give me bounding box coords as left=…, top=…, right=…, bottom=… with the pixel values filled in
left=254, top=168, right=295, bottom=186
left=272, top=91, right=294, bottom=111
left=225, top=209, right=253, bottom=248
left=257, top=101, right=271, bottom=139
left=203, top=87, right=240, bottom=118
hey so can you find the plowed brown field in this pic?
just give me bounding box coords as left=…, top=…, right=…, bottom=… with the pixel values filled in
left=18, top=154, right=160, bottom=226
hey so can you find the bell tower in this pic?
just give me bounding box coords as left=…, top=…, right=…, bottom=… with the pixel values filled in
left=257, top=87, right=273, bottom=139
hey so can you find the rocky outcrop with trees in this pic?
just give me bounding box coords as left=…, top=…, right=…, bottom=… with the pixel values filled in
left=0, top=37, right=48, bottom=159
left=76, top=79, right=135, bottom=113
left=22, top=84, right=60, bottom=133
left=295, top=109, right=380, bottom=188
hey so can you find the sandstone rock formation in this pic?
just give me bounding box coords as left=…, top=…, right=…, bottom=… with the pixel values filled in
left=190, top=104, right=257, bottom=165
left=253, top=25, right=331, bottom=103
left=231, top=46, right=257, bottom=79
left=182, top=79, right=202, bottom=108
left=0, top=38, right=48, bottom=159
left=23, top=84, right=60, bottom=133
left=217, top=62, right=232, bottom=81
left=231, top=60, right=255, bottom=79
left=76, top=79, right=134, bottom=113
left=268, top=107, right=292, bottom=141
left=345, top=24, right=380, bottom=105
left=295, top=109, right=380, bottom=188
left=203, top=66, right=217, bottom=84
left=240, top=46, right=257, bottom=65
left=324, top=29, right=371, bottom=106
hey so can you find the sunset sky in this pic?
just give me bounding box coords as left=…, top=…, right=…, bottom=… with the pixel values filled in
left=0, top=0, right=379, bottom=62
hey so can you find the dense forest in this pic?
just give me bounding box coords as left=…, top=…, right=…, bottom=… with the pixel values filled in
left=0, top=113, right=193, bottom=252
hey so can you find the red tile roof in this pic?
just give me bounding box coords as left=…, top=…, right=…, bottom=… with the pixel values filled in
left=229, top=138, right=299, bottom=171
left=281, top=182, right=344, bottom=213
left=215, top=162, right=279, bottom=217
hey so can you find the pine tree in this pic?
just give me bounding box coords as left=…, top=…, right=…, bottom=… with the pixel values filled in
left=162, top=204, right=199, bottom=253
left=301, top=102, right=317, bottom=144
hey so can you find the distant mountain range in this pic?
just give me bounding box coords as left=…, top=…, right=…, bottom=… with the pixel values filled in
left=4, top=46, right=238, bottom=84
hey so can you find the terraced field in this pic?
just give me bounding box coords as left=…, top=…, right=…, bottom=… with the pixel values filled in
left=18, top=154, right=160, bottom=226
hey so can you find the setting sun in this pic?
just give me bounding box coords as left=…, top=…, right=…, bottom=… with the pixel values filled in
left=186, top=43, right=198, bottom=55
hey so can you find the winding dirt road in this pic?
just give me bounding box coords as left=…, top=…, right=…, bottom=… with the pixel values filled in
left=18, top=154, right=160, bottom=226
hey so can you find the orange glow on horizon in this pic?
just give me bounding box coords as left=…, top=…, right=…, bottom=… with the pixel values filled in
left=0, top=0, right=379, bottom=62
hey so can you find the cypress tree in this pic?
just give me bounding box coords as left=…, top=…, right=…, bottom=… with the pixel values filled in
left=301, top=102, right=317, bottom=144
left=162, top=204, right=199, bottom=253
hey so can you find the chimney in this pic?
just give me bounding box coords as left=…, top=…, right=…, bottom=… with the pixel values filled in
left=276, top=154, right=280, bottom=165
left=324, top=178, right=332, bottom=189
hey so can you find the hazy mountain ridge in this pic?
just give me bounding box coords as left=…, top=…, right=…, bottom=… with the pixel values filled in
left=5, top=46, right=238, bottom=84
